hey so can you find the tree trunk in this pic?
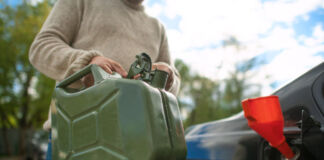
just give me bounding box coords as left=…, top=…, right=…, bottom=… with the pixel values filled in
left=18, top=128, right=27, bottom=157
left=189, top=109, right=196, bottom=126
left=208, top=105, right=214, bottom=120
left=1, top=125, right=12, bottom=156
left=18, top=73, right=32, bottom=156
left=0, top=108, right=12, bottom=156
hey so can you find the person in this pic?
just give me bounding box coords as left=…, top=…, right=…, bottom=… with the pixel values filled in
left=28, top=0, right=180, bottom=159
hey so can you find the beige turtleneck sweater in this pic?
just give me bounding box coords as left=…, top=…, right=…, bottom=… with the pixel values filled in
left=29, top=0, right=180, bottom=130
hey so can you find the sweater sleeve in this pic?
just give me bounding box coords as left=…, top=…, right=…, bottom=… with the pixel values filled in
left=29, top=0, right=102, bottom=81
left=156, top=25, right=181, bottom=96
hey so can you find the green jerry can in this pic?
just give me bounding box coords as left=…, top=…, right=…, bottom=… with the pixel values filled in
left=51, top=53, right=187, bottom=160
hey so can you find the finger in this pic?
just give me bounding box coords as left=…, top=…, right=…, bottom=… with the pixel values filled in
left=87, top=74, right=94, bottom=87
left=133, top=74, right=141, bottom=79
left=82, top=73, right=94, bottom=87
left=153, top=64, right=172, bottom=76
left=165, top=75, right=174, bottom=90
left=112, top=63, right=128, bottom=77
left=152, top=65, right=157, bottom=70
left=102, top=65, right=113, bottom=74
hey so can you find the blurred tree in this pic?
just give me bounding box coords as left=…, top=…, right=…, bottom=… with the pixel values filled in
left=175, top=60, right=220, bottom=128
left=220, top=57, right=262, bottom=117
left=175, top=56, right=261, bottom=128
left=0, top=8, right=17, bottom=155
left=175, top=59, right=191, bottom=110
left=0, top=0, right=54, bottom=156
left=186, top=75, right=219, bottom=126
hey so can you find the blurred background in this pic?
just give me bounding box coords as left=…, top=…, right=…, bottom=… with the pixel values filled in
left=0, top=0, right=323, bottom=159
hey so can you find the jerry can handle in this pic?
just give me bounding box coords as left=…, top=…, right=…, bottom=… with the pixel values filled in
left=56, top=64, right=108, bottom=88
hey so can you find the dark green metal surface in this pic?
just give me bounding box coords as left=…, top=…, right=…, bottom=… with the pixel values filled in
left=52, top=62, right=186, bottom=160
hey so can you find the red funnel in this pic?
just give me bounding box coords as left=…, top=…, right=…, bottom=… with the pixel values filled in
left=241, top=95, right=294, bottom=159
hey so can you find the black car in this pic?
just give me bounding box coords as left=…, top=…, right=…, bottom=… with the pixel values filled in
left=185, top=62, right=324, bottom=160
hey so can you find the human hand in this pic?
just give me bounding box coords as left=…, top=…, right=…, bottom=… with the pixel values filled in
left=82, top=56, right=127, bottom=87
left=152, top=63, right=174, bottom=90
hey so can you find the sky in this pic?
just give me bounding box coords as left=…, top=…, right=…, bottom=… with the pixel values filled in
left=144, top=0, right=324, bottom=95
left=6, top=0, right=324, bottom=96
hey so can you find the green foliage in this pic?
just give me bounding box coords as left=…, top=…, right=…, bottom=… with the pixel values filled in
left=175, top=58, right=261, bottom=129
left=0, top=0, right=54, bottom=130
left=0, top=1, right=56, bottom=155
left=29, top=74, right=55, bottom=127
left=0, top=0, right=55, bottom=155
